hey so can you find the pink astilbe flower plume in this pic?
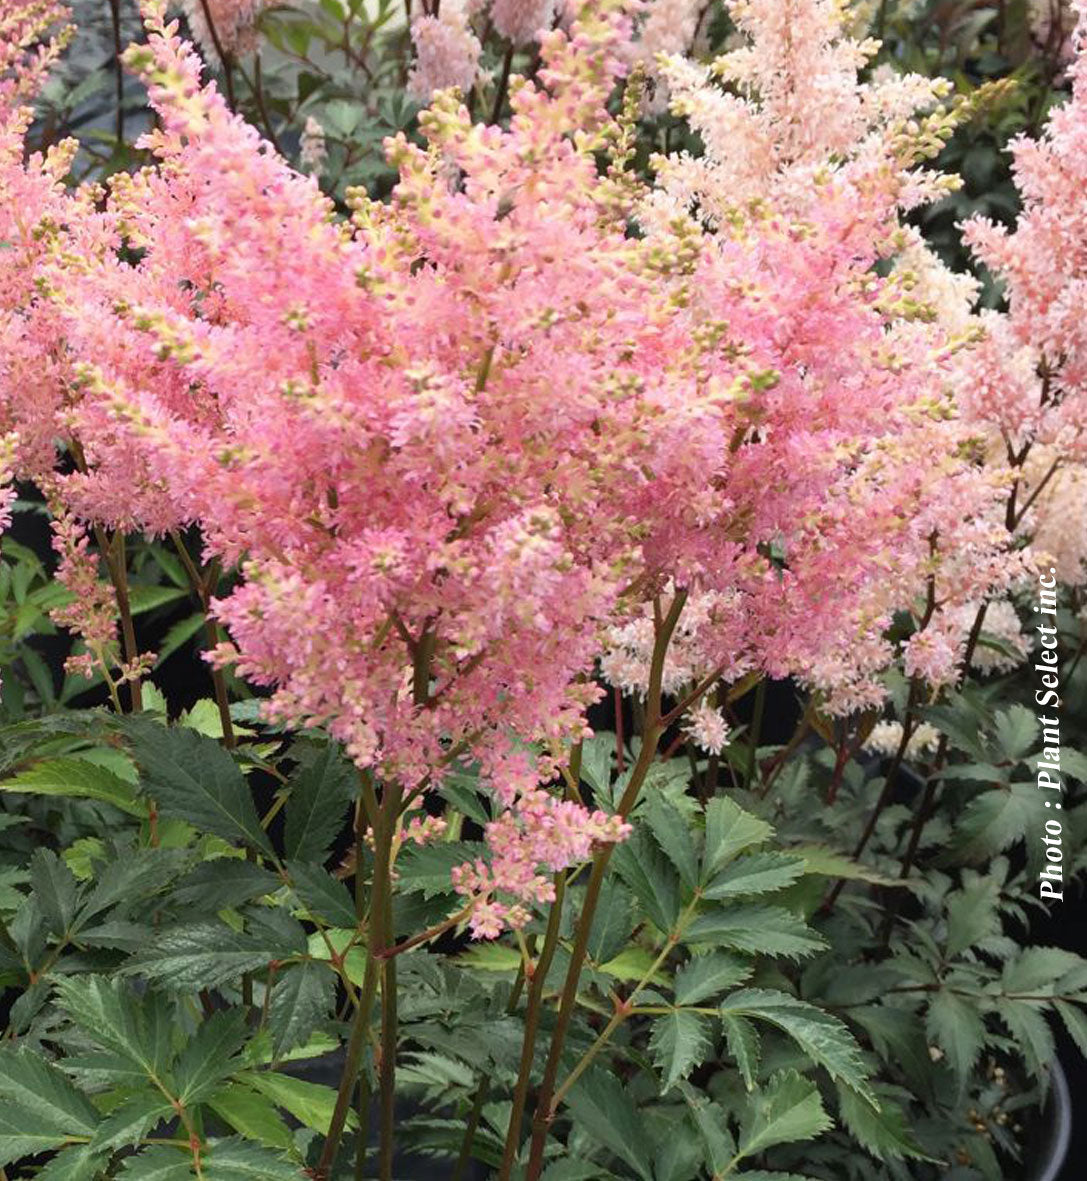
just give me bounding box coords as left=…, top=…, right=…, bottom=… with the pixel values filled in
left=39, top=0, right=1031, bottom=930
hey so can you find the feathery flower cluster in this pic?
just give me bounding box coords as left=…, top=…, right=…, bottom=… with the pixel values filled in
left=863, top=719, right=941, bottom=760
left=961, top=0, right=1087, bottom=595
left=1, top=0, right=1061, bottom=933
left=179, top=0, right=267, bottom=55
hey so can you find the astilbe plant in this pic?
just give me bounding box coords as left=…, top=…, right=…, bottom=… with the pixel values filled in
left=1, top=0, right=1084, bottom=1177
left=33, top=0, right=1023, bottom=933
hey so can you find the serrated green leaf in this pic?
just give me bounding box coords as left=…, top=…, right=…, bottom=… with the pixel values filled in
left=944, top=784, right=1034, bottom=864
left=565, top=1067, right=654, bottom=1181
left=89, top=1092, right=174, bottom=1150
left=287, top=861, right=357, bottom=927
left=649, top=1010, right=712, bottom=1092
left=282, top=742, right=356, bottom=862
left=124, top=918, right=304, bottom=990
left=202, top=1137, right=303, bottom=1179
left=586, top=878, right=632, bottom=966
left=121, top=718, right=272, bottom=856
left=737, top=1070, right=831, bottom=1158
left=0, top=757, right=145, bottom=816
left=117, top=1146, right=194, bottom=1179
left=836, top=1084, right=935, bottom=1162
left=175, top=1010, right=248, bottom=1104
left=397, top=842, right=479, bottom=899
left=702, top=797, right=772, bottom=881
left=674, top=952, right=752, bottom=1006
left=644, top=794, right=699, bottom=890
left=946, top=877, right=1001, bottom=958
left=926, top=989, right=985, bottom=1083
left=992, top=705, right=1037, bottom=762
left=0, top=1048, right=99, bottom=1139
left=612, top=829, right=680, bottom=931
left=267, top=960, right=334, bottom=1055
left=35, top=1144, right=107, bottom=1180
left=1054, top=999, right=1087, bottom=1057
left=170, top=858, right=279, bottom=913
left=208, top=1085, right=294, bottom=1150
left=459, top=943, right=520, bottom=972
left=1003, top=947, right=1087, bottom=993
left=778, top=845, right=902, bottom=886
left=686, top=906, right=826, bottom=959
left=703, top=852, right=806, bottom=901
left=0, top=1102, right=78, bottom=1167
left=994, top=998, right=1054, bottom=1081
left=598, top=945, right=669, bottom=985
left=243, top=1070, right=356, bottom=1134
left=721, top=1012, right=761, bottom=1091
left=29, top=848, right=79, bottom=936
left=721, top=988, right=874, bottom=1104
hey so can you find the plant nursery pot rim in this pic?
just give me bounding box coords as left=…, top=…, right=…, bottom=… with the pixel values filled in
left=1027, top=1055, right=1072, bottom=1181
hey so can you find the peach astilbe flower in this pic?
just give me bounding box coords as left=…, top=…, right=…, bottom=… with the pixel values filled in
left=44, top=0, right=1024, bottom=931
left=961, top=0, right=1087, bottom=599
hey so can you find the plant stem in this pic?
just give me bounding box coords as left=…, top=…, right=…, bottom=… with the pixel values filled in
left=315, top=774, right=390, bottom=1180
left=744, top=677, right=766, bottom=787
left=522, top=591, right=687, bottom=1181
left=94, top=528, right=143, bottom=713
left=496, top=874, right=566, bottom=1181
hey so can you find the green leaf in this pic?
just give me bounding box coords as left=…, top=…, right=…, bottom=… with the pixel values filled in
left=836, top=1084, right=934, bottom=1162
left=0, top=757, right=145, bottom=816
left=926, top=989, right=985, bottom=1083
left=397, top=842, right=479, bottom=899
left=944, top=784, right=1034, bottom=864
left=946, top=878, right=1000, bottom=958
left=121, top=718, right=272, bottom=856
left=76, top=848, right=188, bottom=926
left=208, top=1085, right=294, bottom=1150
left=612, top=829, right=680, bottom=931
left=124, top=919, right=304, bottom=990
left=598, top=946, right=669, bottom=985
left=737, top=1070, right=831, bottom=1158
left=674, top=952, right=752, bottom=1006
left=1054, top=999, right=1087, bottom=1057
left=128, top=586, right=188, bottom=615
left=682, top=1095, right=735, bottom=1174
left=565, top=1067, right=654, bottom=1181
left=154, top=613, right=205, bottom=666
left=117, top=1146, right=194, bottom=1179
left=202, top=1137, right=303, bottom=1180
left=287, top=861, right=357, bottom=927
left=703, top=852, right=806, bottom=901
left=282, top=742, right=356, bottom=862
left=644, top=794, right=699, bottom=890
left=702, top=797, right=772, bottom=881
left=686, top=906, right=826, bottom=959
left=267, top=960, right=334, bottom=1055
left=170, top=859, right=279, bottom=913
left=0, top=1102, right=78, bottom=1167
left=721, top=1012, right=761, bottom=1091
left=175, top=1010, right=248, bottom=1104
left=994, top=998, right=1054, bottom=1081
left=1004, top=947, right=1087, bottom=993
left=243, top=1071, right=355, bottom=1135
left=35, top=1145, right=108, bottom=1180
left=0, top=1048, right=99, bottom=1139
left=777, top=845, right=903, bottom=886
left=89, top=1093, right=174, bottom=1150
left=586, top=878, right=633, bottom=966
left=720, top=988, right=874, bottom=1104
left=991, top=704, right=1037, bottom=762
left=30, top=848, right=79, bottom=936
left=649, top=1010, right=712, bottom=1092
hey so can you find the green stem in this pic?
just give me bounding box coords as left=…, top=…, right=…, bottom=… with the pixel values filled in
left=496, top=875, right=566, bottom=1181
left=523, top=591, right=687, bottom=1181
left=315, top=775, right=388, bottom=1179
left=744, top=677, right=766, bottom=787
